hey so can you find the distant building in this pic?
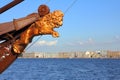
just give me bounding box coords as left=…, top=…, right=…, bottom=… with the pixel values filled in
left=84, top=51, right=102, bottom=58
left=107, top=51, right=120, bottom=58
left=21, top=51, right=120, bottom=58
left=22, top=52, right=44, bottom=58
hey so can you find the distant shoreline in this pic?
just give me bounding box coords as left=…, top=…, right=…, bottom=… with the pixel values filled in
left=20, top=51, right=120, bottom=59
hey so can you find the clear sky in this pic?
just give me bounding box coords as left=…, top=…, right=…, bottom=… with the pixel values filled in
left=0, top=0, right=120, bottom=52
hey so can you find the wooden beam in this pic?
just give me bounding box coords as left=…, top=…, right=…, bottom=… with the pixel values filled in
left=0, top=0, right=24, bottom=14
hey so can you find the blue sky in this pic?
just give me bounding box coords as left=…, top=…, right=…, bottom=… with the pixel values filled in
left=0, top=0, right=120, bottom=52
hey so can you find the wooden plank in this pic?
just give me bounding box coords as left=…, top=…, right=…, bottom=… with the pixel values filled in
left=0, top=22, right=15, bottom=35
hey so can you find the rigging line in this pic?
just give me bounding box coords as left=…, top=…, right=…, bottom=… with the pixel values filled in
left=64, top=0, right=78, bottom=15
left=25, top=35, right=42, bottom=51
left=25, top=0, right=51, bottom=51
left=45, top=0, right=51, bottom=4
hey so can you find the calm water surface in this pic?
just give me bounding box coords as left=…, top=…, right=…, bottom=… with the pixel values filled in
left=0, top=58, right=120, bottom=80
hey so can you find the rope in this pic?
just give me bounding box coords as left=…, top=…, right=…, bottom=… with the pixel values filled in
left=64, top=0, right=78, bottom=15
left=45, top=0, right=51, bottom=4
left=25, top=35, right=42, bottom=51
left=24, top=0, right=51, bottom=51
left=25, top=0, right=77, bottom=51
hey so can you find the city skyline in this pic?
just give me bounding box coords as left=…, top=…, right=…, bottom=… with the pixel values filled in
left=0, top=0, right=120, bottom=52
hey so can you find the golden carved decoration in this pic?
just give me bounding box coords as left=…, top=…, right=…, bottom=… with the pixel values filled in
left=13, top=10, right=64, bottom=53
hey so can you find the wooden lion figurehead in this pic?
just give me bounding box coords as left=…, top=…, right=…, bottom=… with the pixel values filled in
left=12, top=10, right=64, bottom=54
left=35, top=10, right=64, bottom=37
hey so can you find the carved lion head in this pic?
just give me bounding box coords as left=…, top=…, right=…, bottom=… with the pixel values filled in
left=36, top=10, right=64, bottom=28
left=35, top=10, right=64, bottom=37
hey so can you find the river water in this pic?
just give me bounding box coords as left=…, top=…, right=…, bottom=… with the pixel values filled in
left=0, top=58, right=120, bottom=80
